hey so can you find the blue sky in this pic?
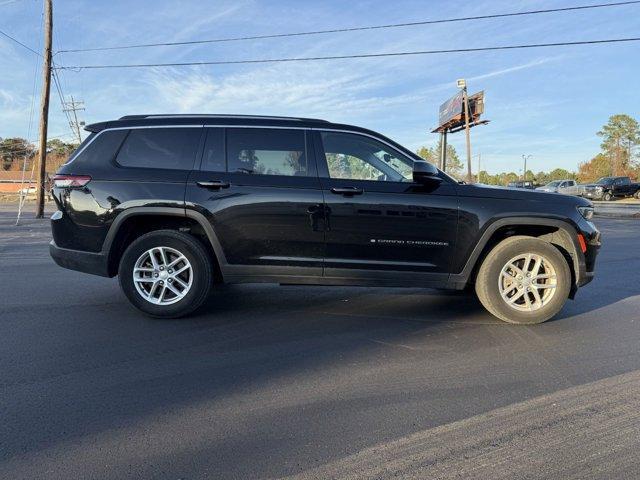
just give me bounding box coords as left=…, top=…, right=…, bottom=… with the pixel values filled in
left=1, top=0, right=639, bottom=174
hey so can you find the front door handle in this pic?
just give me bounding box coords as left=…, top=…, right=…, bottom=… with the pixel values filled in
left=197, top=180, right=230, bottom=190
left=330, top=186, right=364, bottom=196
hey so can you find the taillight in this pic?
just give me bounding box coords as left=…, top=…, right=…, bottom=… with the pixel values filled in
left=52, top=174, right=91, bottom=188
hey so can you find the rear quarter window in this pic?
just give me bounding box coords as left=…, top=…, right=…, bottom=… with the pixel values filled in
left=115, top=127, right=202, bottom=170
left=65, top=130, right=128, bottom=167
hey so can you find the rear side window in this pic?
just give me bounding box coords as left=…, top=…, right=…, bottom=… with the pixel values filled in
left=226, top=128, right=308, bottom=176
left=66, top=130, right=128, bottom=166
left=115, top=128, right=201, bottom=170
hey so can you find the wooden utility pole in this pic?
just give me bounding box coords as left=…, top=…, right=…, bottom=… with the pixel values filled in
left=35, top=0, right=53, bottom=219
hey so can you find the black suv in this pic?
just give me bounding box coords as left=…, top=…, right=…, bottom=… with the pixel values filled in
left=50, top=115, right=600, bottom=324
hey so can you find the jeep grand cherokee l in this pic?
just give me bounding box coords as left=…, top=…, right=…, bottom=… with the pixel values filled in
left=50, top=115, right=600, bottom=324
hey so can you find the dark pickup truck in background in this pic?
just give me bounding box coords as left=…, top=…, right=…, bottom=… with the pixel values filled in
left=582, top=176, right=640, bottom=201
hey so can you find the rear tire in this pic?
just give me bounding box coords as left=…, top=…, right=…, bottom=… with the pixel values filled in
left=475, top=236, right=571, bottom=324
left=118, top=230, right=213, bottom=318
left=634, top=191, right=640, bottom=199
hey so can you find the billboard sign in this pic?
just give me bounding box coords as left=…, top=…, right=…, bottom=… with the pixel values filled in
left=436, top=90, right=485, bottom=131
left=438, top=91, right=464, bottom=128
left=469, top=91, right=485, bottom=119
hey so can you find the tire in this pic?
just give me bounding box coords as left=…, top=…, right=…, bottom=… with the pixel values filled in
left=603, top=192, right=612, bottom=201
left=475, top=236, right=571, bottom=325
left=118, top=230, right=214, bottom=318
left=634, top=191, right=640, bottom=200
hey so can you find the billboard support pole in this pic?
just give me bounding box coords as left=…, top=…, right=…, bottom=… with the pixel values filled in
left=440, top=130, right=448, bottom=172
left=462, top=86, right=473, bottom=183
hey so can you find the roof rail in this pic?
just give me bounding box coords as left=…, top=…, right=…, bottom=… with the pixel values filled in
left=118, top=114, right=329, bottom=123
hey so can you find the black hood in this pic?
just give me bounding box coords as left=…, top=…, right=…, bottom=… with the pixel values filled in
left=459, top=183, right=592, bottom=207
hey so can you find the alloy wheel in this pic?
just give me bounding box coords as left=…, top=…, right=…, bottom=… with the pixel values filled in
left=132, top=246, right=193, bottom=305
left=498, top=253, right=557, bottom=312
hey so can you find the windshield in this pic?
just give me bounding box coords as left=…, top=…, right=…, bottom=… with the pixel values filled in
left=596, top=177, right=614, bottom=185
left=546, top=181, right=561, bottom=187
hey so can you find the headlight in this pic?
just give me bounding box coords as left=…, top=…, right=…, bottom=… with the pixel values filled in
left=577, top=206, right=594, bottom=220
left=595, top=186, right=603, bottom=192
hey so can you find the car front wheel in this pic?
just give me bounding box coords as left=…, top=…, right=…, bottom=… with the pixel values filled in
left=603, top=192, right=613, bottom=201
left=475, top=236, right=571, bottom=324
left=118, top=230, right=214, bottom=318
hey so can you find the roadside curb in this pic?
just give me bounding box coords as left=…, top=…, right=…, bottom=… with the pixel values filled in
left=593, top=202, right=640, bottom=218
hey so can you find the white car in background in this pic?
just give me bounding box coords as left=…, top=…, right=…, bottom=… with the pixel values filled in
left=535, top=179, right=579, bottom=195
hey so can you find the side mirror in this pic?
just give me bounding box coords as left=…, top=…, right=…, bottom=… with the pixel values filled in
left=413, top=161, right=440, bottom=184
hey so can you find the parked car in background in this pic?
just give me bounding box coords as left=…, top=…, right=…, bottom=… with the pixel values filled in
left=582, top=176, right=640, bottom=201
left=507, top=180, right=536, bottom=189
left=536, top=179, right=579, bottom=195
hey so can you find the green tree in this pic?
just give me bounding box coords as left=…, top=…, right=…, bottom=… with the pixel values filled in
left=416, top=140, right=463, bottom=178
left=0, top=137, right=34, bottom=170
left=547, top=168, right=575, bottom=181
left=47, top=138, right=78, bottom=157
left=597, top=114, right=640, bottom=176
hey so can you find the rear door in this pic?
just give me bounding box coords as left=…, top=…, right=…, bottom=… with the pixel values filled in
left=186, top=127, right=325, bottom=280
left=616, top=177, right=631, bottom=195
left=314, top=129, right=458, bottom=284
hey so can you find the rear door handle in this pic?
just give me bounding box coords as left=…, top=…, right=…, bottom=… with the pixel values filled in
left=197, top=180, right=230, bottom=190
left=330, top=187, right=364, bottom=196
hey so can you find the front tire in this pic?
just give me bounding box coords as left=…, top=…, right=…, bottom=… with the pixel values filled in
left=118, top=230, right=214, bottom=318
left=475, top=236, right=571, bottom=324
left=603, top=192, right=613, bottom=201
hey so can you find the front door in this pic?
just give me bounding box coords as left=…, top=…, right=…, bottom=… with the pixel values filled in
left=186, top=127, right=325, bottom=281
left=314, top=130, right=458, bottom=285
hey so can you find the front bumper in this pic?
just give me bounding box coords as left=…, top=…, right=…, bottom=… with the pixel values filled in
left=575, top=220, right=600, bottom=288
left=49, top=241, right=111, bottom=277
left=582, top=190, right=603, bottom=200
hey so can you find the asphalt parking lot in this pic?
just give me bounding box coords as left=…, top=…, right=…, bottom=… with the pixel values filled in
left=1, top=204, right=639, bottom=479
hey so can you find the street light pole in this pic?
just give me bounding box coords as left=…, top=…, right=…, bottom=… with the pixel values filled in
left=522, top=154, right=532, bottom=182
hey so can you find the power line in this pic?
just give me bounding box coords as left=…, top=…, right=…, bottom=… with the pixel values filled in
left=56, top=1, right=640, bottom=53
left=0, top=28, right=40, bottom=56
left=56, top=37, right=640, bottom=70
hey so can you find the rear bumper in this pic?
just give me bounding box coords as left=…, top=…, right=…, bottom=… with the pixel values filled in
left=49, top=241, right=111, bottom=277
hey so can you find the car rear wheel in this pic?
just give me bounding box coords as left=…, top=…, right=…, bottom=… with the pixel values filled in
left=118, top=230, right=213, bottom=318
left=475, top=236, right=571, bottom=324
left=634, top=191, right=640, bottom=199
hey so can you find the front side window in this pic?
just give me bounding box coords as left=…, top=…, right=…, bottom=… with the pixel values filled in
left=226, top=128, right=308, bottom=176
left=115, top=128, right=201, bottom=170
left=320, top=131, right=413, bottom=182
